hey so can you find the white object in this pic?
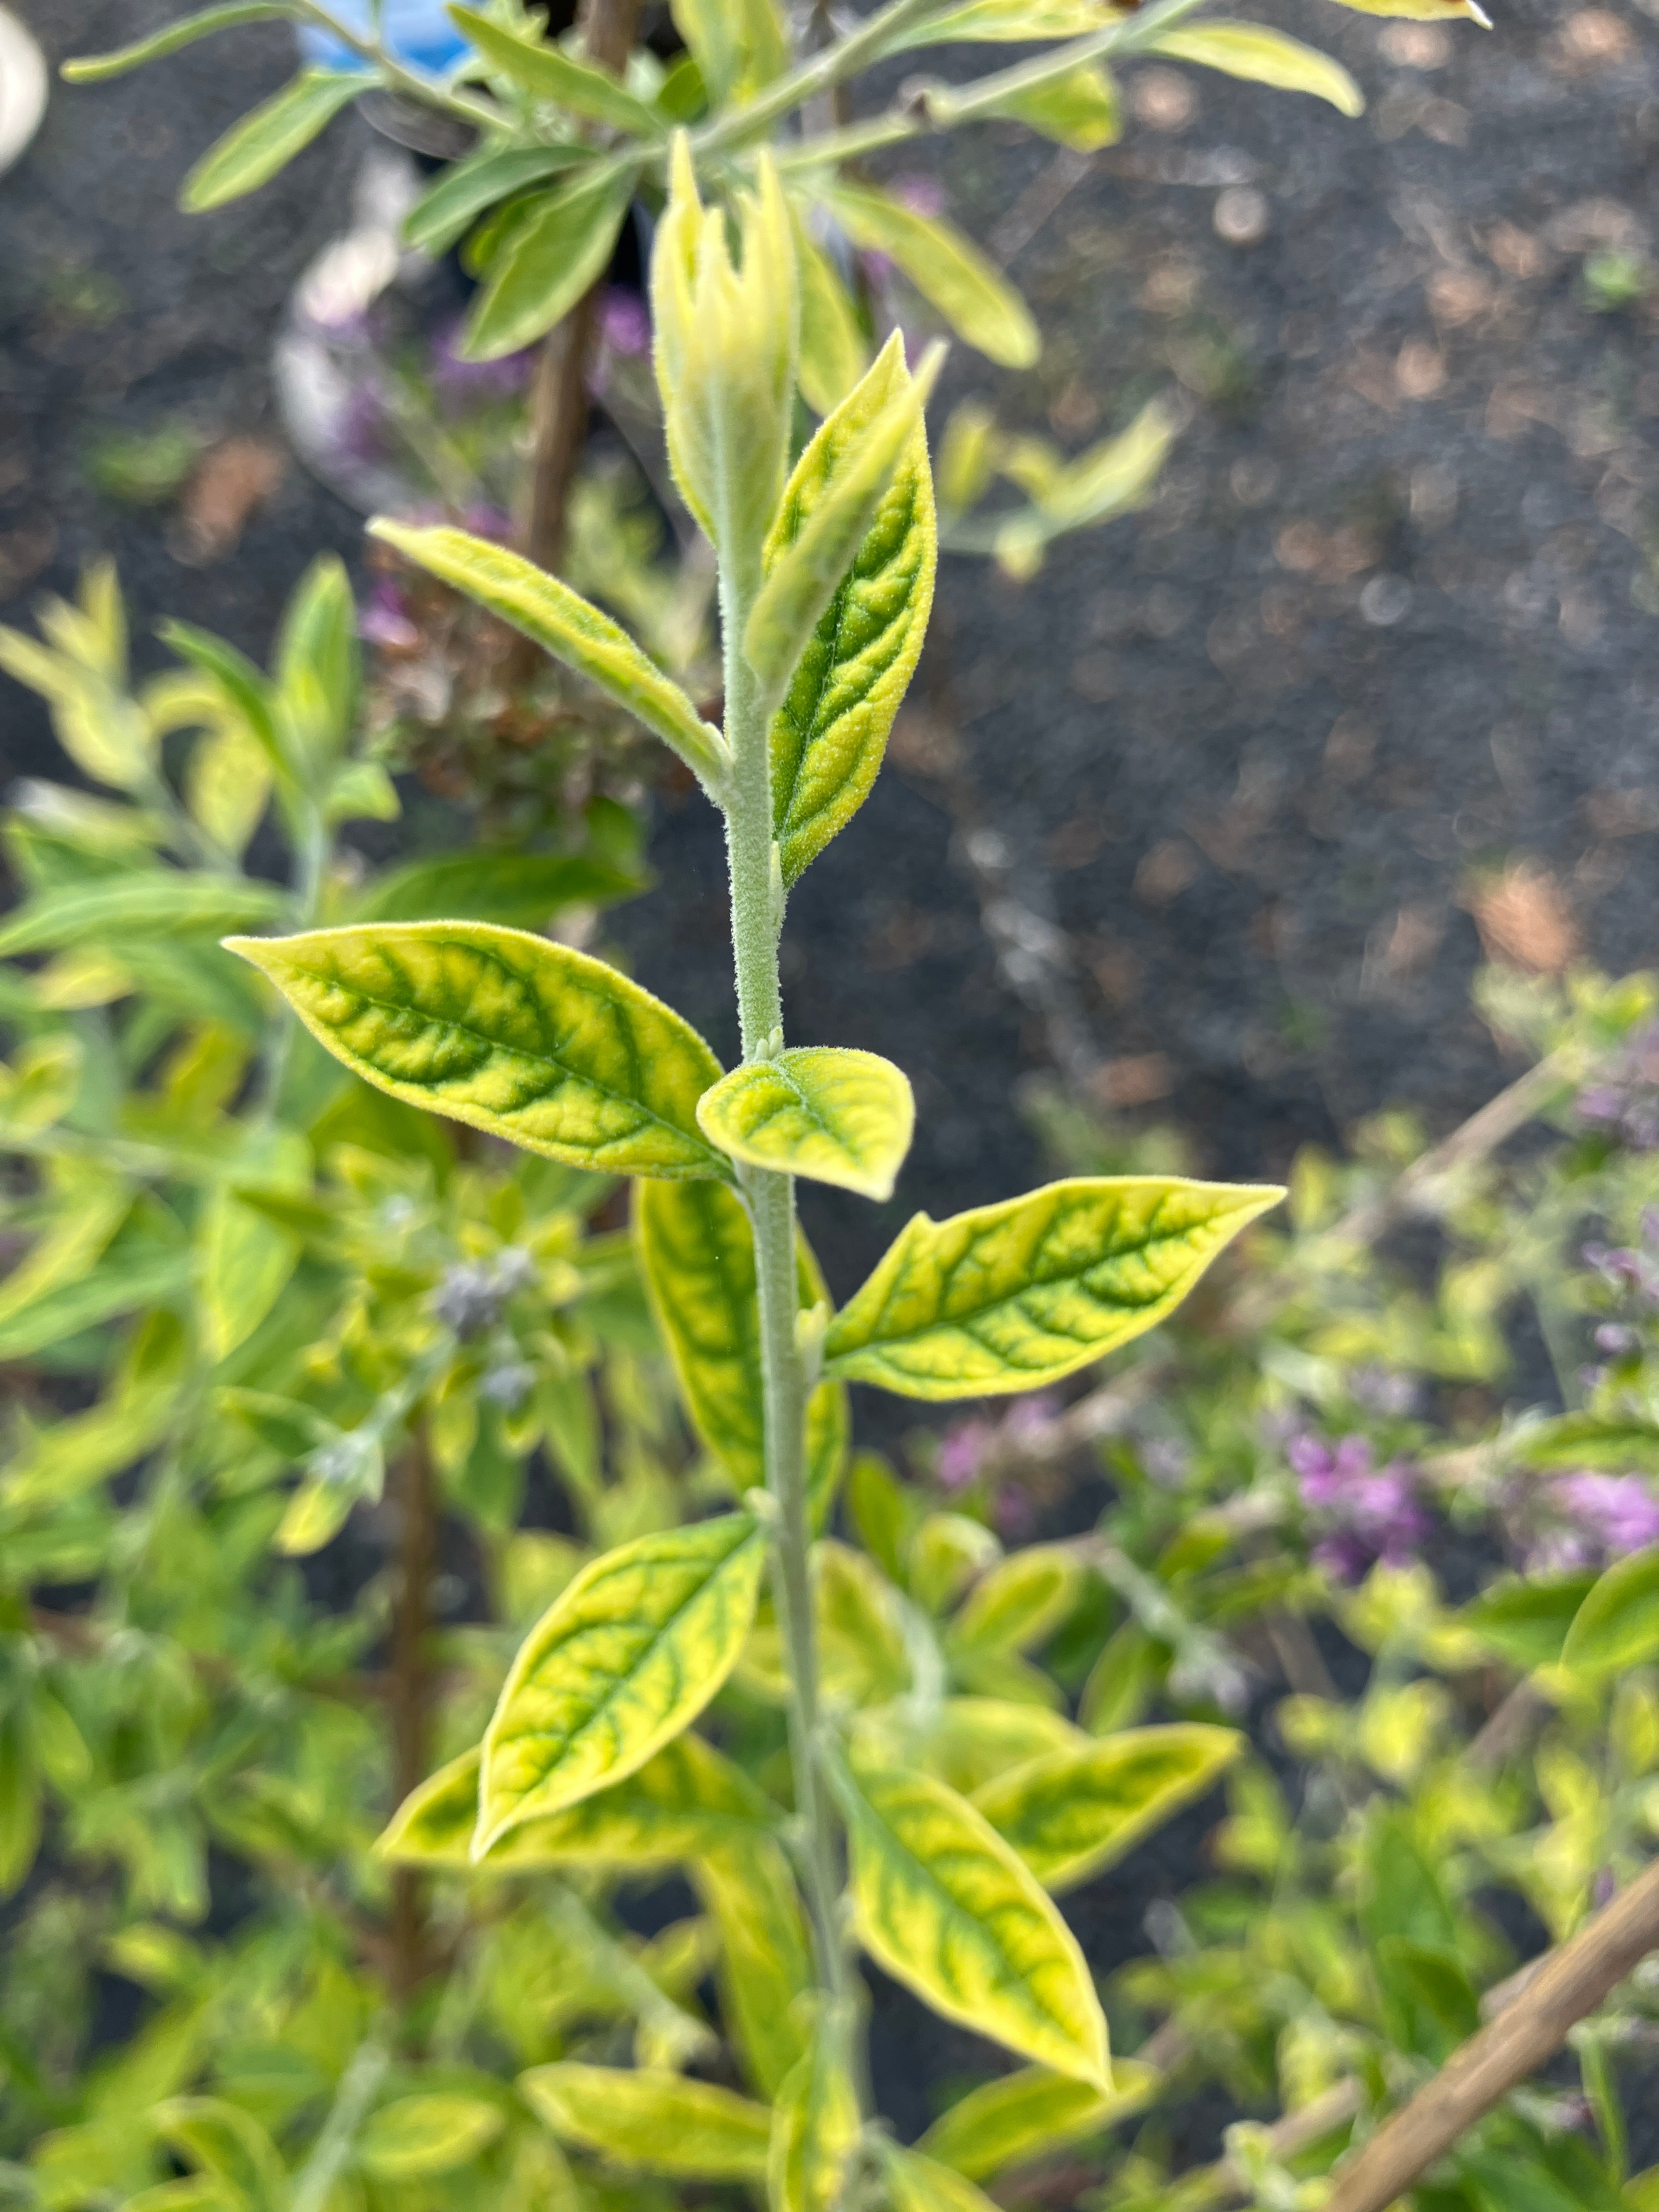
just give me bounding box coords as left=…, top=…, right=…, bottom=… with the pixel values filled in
left=0, top=5, right=46, bottom=178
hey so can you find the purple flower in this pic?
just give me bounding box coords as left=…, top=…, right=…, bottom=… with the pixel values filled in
left=937, top=1418, right=994, bottom=1491
left=598, top=288, right=651, bottom=359
left=1003, top=1393, right=1060, bottom=1447
left=1554, top=1472, right=1659, bottom=1556
left=430, top=317, right=532, bottom=406
left=889, top=172, right=947, bottom=221
left=360, top=579, right=420, bottom=651
left=1293, top=1431, right=1428, bottom=1582
left=329, top=380, right=390, bottom=466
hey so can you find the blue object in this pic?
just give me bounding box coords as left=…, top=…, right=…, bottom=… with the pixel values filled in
left=297, top=0, right=473, bottom=76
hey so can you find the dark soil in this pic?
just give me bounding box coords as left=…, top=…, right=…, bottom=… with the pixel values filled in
left=5, top=0, right=1659, bottom=2173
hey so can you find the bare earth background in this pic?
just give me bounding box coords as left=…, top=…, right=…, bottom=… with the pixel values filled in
left=3, top=0, right=1659, bottom=2146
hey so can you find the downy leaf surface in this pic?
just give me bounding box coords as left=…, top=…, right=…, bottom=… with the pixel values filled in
left=972, top=1725, right=1244, bottom=1892
left=378, top=1734, right=777, bottom=1867
left=826, top=187, right=1039, bottom=368
left=635, top=1177, right=849, bottom=1525
left=696, top=1046, right=915, bottom=1200
left=180, top=71, right=366, bottom=212
left=767, top=335, right=936, bottom=887
left=369, top=523, right=725, bottom=789
left=837, top=1764, right=1110, bottom=2087
left=477, top=1512, right=766, bottom=1850
left=824, top=1176, right=1283, bottom=1398
left=225, top=922, right=729, bottom=1181
left=519, top=2064, right=772, bottom=2179
left=916, top=2061, right=1159, bottom=2180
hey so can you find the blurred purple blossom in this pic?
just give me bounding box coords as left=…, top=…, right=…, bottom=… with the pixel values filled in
left=1348, top=1366, right=1420, bottom=1417
left=1554, top=1471, right=1659, bottom=1556
left=329, top=380, right=391, bottom=467
left=889, top=172, right=947, bottom=220
left=430, top=317, right=532, bottom=407
left=936, top=1418, right=994, bottom=1491
left=1291, top=1431, right=1429, bottom=1582
left=1576, top=1022, right=1659, bottom=1150
left=935, top=1394, right=1060, bottom=1491
left=599, top=288, right=651, bottom=358
left=360, top=579, right=420, bottom=651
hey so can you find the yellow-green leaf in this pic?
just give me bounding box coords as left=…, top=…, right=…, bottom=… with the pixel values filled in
left=519, top=2065, right=772, bottom=2180
left=197, top=1126, right=309, bottom=1364
left=1152, top=22, right=1364, bottom=115
left=452, top=8, right=665, bottom=134
left=695, top=1837, right=815, bottom=2094
left=916, top=2061, right=1159, bottom=2181
left=792, top=210, right=870, bottom=416
left=746, top=345, right=940, bottom=702
left=670, top=0, right=789, bottom=105
left=972, top=1725, right=1243, bottom=1893
left=952, top=1546, right=1079, bottom=1655
left=697, top=1047, right=915, bottom=1201
left=63, top=4, right=290, bottom=82
left=476, top=1513, right=766, bottom=1852
left=225, top=923, right=729, bottom=1181
left=1321, top=0, right=1489, bottom=20
left=992, top=62, right=1120, bottom=150
left=769, top=2004, right=861, bottom=2212
left=767, top=333, right=937, bottom=888
left=635, top=1177, right=849, bottom=1526
left=827, top=185, right=1039, bottom=369
left=358, top=2096, right=504, bottom=2180
left=369, top=522, right=727, bottom=790
left=894, top=0, right=1103, bottom=46
left=1561, top=1545, right=1659, bottom=1679
left=824, top=1176, right=1284, bottom=1400
left=180, top=70, right=365, bottom=212
left=859, top=1698, right=1085, bottom=1798
left=881, top=2142, right=1006, bottom=2212
left=152, top=2099, right=284, bottom=2212
left=377, top=1735, right=777, bottom=1867
left=837, top=1764, right=1109, bottom=2087
left=464, top=166, right=635, bottom=360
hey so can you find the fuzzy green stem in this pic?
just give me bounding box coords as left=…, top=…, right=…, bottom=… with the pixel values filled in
left=716, top=541, right=848, bottom=2008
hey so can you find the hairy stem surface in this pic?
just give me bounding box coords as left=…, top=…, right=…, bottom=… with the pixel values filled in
left=718, top=541, right=849, bottom=2011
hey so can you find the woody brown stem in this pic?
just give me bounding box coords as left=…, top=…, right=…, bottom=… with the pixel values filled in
left=507, top=0, right=644, bottom=684
left=1324, top=1858, right=1659, bottom=2212
left=387, top=1424, right=438, bottom=2011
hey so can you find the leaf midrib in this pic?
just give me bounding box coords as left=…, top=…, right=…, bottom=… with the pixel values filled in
left=303, top=953, right=720, bottom=1167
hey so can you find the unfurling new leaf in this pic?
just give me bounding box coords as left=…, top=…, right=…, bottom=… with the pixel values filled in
left=696, top=1046, right=915, bottom=1200
left=225, top=923, right=730, bottom=1181
left=768, top=334, right=938, bottom=887
left=824, top=1176, right=1284, bottom=1398
left=836, top=1763, right=1110, bottom=2088
left=476, top=1513, right=766, bottom=1852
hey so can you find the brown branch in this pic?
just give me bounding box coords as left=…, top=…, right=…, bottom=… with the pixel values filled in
left=387, top=1424, right=438, bottom=2012
left=1324, top=1857, right=1659, bottom=2212
left=510, top=0, right=643, bottom=671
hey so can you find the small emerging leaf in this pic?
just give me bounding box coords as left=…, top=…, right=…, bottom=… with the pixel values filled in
left=836, top=1763, right=1110, bottom=2087
left=1152, top=23, right=1364, bottom=116
left=697, top=1047, right=915, bottom=1200
left=520, top=2066, right=772, bottom=2180
left=768, top=334, right=938, bottom=887
left=225, top=923, right=729, bottom=1181
left=370, top=522, right=726, bottom=789
left=825, top=1176, right=1283, bottom=1399
left=477, top=1513, right=766, bottom=1850
left=181, top=71, right=366, bottom=213
left=972, top=1725, right=1244, bottom=1892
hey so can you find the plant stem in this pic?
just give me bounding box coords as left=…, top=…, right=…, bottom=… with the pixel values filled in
left=387, top=1422, right=437, bottom=2012
left=716, top=541, right=848, bottom=2007
left=289, top=0, right=500, bottom=129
